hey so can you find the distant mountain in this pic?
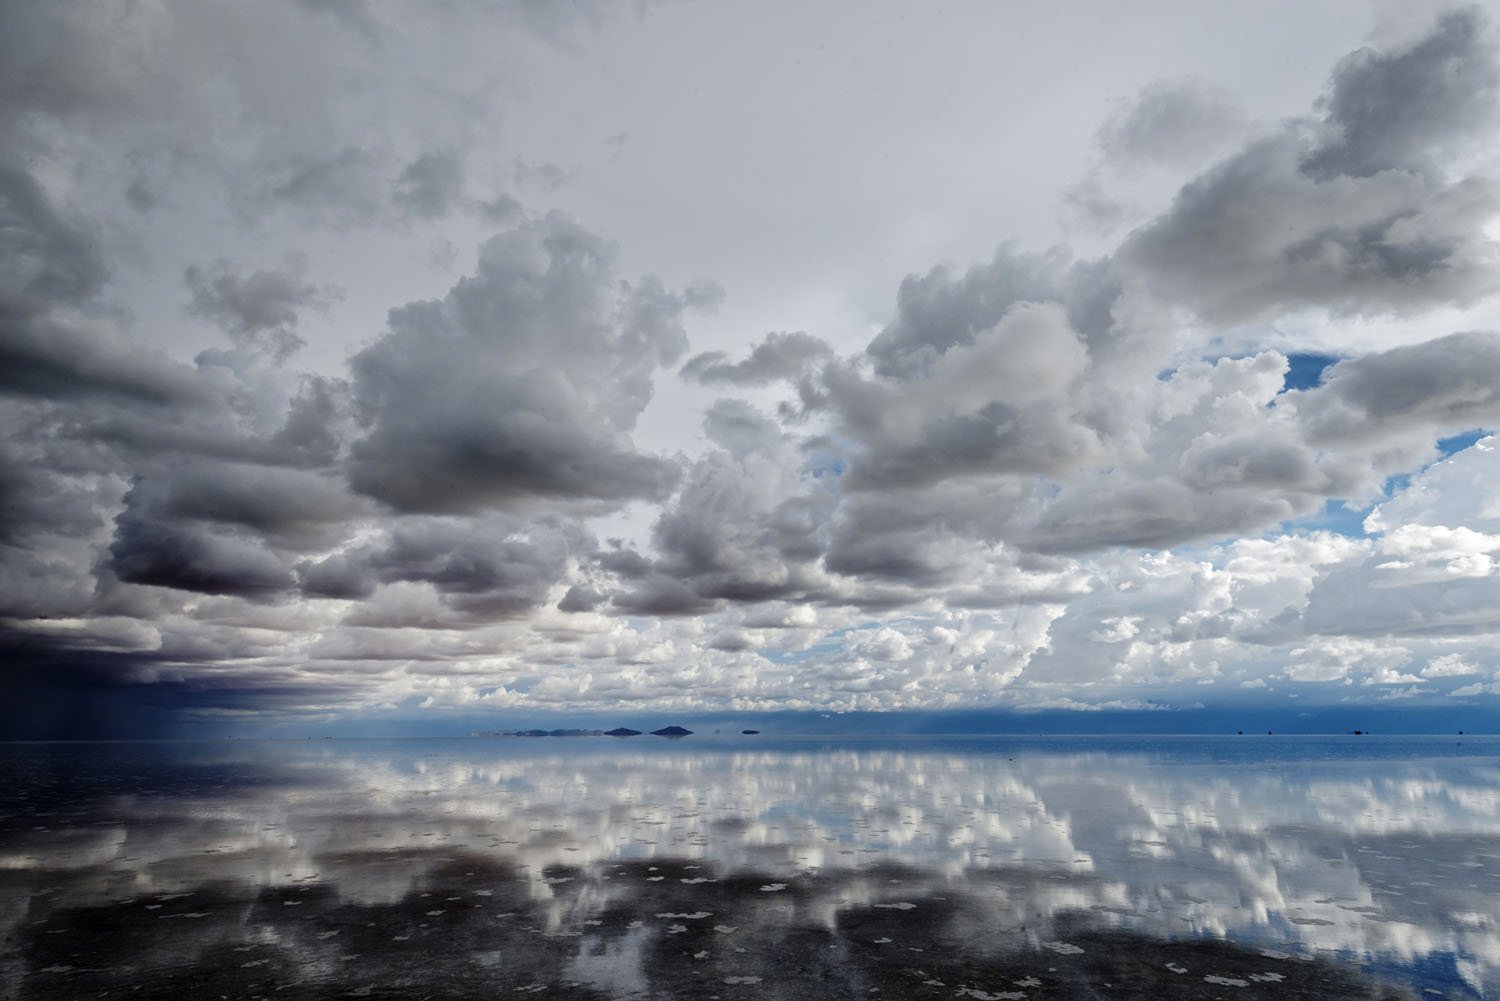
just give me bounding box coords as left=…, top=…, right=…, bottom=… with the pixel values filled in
left=473, top=729, right=606, bottom=737
left=741, top=729, right=760, bottom=735
left=651, top=726, right=693, bottom=737
left=605, top=727, right=642, bottom=737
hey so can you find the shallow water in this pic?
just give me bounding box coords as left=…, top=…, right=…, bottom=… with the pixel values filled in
left=2, top=734, right=1497, bottom=999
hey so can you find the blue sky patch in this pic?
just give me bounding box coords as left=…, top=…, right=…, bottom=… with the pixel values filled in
left=1280, top=352, right=1342, bottom=393
left=1437, top=428, right=1489, bottom=458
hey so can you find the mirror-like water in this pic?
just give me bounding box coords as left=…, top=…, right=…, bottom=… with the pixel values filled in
left=2, top=735, right=1495, bottom=999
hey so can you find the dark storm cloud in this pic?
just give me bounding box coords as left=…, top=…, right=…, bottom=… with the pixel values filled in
left=0, top=634, right=187, bottom=739
left=347, top=214, right=699, bottom=513
left=130, top=462, right=365, bottom=550
left=680, top=330, right=831, bottom=385
left=0, top=311, right=209, bottom=406
left=392, top=150, right=466, bottom=219
left=110, top=507, right=295, bottom=599
left=0, top=437, right=104, bottom=547
left=185, top=258, right=339, bottom=361
left=0, top=164, right=208, bottom=406
left=1119, top=9, right=1500, bottom=324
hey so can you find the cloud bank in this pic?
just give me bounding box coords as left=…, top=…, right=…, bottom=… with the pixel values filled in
left=3, top=3, right=1500, bottom=731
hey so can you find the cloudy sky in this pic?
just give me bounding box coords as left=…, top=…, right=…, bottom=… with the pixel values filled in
left=6, top=0, right=1500, bottom=736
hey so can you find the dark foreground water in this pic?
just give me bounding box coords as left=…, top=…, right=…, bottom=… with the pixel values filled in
left=3, top=734, right=1499, bottom=1000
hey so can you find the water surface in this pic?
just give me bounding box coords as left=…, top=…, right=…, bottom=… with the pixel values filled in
left=3, top=734, right=1496, bottom=999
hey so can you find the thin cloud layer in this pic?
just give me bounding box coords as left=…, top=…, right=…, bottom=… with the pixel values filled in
left=3, top=3, right=1500, bottom=732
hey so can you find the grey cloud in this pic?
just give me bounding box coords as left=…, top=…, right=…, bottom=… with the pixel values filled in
left=270, top=147, right=387, bottom=225
left=707, top=629, right=755, bottom=652
left=298, top=552, right=376, bottom=600
left=303, top=516, right=583, bottom=622
left=1303, top=557, right=1500, bottom=637
left=649, top=455, right=814, bottom=601
left=1059, top=175, right=1131, bottom=235
left=1096, top=78, right=1249, bottom=169
left=513, top=158, right=568, bottom=192
left=347, top=215, right=696, bottom=513
left=482, top=193, right=524, bottom=223
left=0, top=6, right=150, bottom=124
left=636, top=402, right=834, bottom=605
left=0, top=310, right=209, bottom=407
left=610, top=574, right=721, bottom=617
left=595, top=544, right=653, bottom=579
left=0, top=436, right=104, bottom=547
left=809, top=9, right=1500, bottom=572
left=831, top=301, right=1105, bottom=492
left=125, top=175, right=155, bottom=213
left=1304, top=7, right=1499, bottom=179
left=702, top=398, right=782, bottom=457
left=1295, top=331, right=1500, bottom=442
left=373, top=519, right=571, bottom=605
left=823, top=523, right=966, bottom=588
left=680, top=331, right=831, bottom=385
left=557, top=584, right=604, bottom=612
left=296, top=0, right=382, bottom=42
left=863, top=247, right=1118, bottom=380
left=271, top=377, right=347, bottom=466
left=1120, top=11, right=1500, bottom=324
left=392, top=150, right=465, bottom=219
left=1012, top=355, right=1346, bottom=553
left=346, top=371, right=679, bottom=512
left=0, top=164, right=107, bottom=305
left=1178, top=430, right=1324, bottom=493
left=822, top=486, right=1005, bottom=589
left=840, top=399, right=1100, bottom=492
left=1122, top=140, right=1500, bottom=323
left=1025, top=476, right=1305, bottom=555
left=137, top=462, right=364, bottom=550
left=0, top=164, right=208, bottom=406
left=570, top=403, right=837, bottom=614
left=185, top=258, right=339, bottom=361
left=110, top=508, right=295, bottom=599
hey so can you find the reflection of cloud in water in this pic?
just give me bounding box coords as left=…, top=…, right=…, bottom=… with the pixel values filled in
left=2, top=741, right=1499, bottom=997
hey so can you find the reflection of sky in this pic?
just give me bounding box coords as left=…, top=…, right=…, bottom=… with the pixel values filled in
left=3, top=738, right=1500, bottom=996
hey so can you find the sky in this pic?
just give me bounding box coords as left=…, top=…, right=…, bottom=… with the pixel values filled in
left=5, top=1, right=1500, bottom=737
